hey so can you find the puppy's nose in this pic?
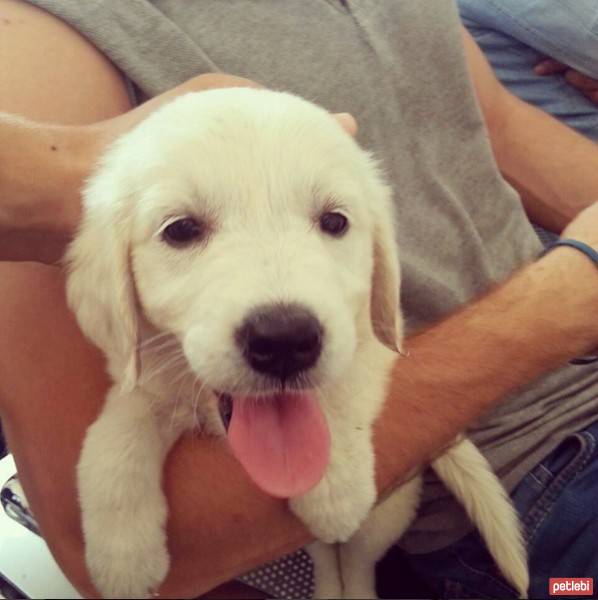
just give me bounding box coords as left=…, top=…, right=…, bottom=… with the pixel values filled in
left=237, top=304, right=323, bottom=380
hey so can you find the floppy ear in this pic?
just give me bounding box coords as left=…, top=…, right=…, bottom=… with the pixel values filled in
left=369, top=186, right=404, bottom=352
left=65, top=174, right=139, bottom=391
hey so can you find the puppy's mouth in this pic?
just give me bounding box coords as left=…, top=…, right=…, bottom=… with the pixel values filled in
left=216, top=390, right=330, bottom=499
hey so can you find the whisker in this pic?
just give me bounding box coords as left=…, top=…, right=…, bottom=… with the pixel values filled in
left=169, top=391, right=181, bottom=431
left=192, top=376, right=209, bottom=432
left=138, top=340, right=182, bottom=361
left=136, top=331, right=177, bottom=351
left=145, top=351, right=186, bottom=377
left=166, top=363, right=194, bottom=391
left=140, top=351, right=187, bottom=384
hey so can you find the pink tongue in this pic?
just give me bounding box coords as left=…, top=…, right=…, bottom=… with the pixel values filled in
left=228, top=392, right=330, bottom=498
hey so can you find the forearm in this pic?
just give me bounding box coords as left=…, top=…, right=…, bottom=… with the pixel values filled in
left=0, top=114, right=86, bottom=232
left=493, top=94, right=598, bottom=232
left=462, top=28, right=598, bottom=232
left=375, top=245, right=598, bottom=491
left=0, top=74, right=262, bottom=241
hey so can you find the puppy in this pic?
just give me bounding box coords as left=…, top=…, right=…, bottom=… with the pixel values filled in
left=66, top=88, right=528, bottom=599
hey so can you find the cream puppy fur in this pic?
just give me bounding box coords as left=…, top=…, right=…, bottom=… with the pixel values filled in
left=66, top=88, right=528, bottom=599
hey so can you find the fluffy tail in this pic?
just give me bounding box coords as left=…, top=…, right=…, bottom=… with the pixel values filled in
left=431, top=438, right=529, bottom=598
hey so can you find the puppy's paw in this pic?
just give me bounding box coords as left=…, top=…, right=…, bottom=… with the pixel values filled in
left=290, top=475, right=376, bottom=543
left=84, top=517, right=169, bottom=599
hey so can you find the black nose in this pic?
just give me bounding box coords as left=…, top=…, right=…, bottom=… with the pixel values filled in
left=236, top=304, right=323, bottom=380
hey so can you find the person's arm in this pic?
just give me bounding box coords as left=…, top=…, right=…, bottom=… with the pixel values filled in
left=0, top=73, right=263, bottom=236
left=0, top=114, right=88, bottom=232
left=461, top=27, right=598, bottom=232
left=3, top=203, right=598, bottom=598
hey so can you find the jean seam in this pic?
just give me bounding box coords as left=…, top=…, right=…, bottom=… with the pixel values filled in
left=528, top=463, right=552, bottom=487
left=522, top=432, right=595, bottom=545
left=529, top=471, right=543, bottom=487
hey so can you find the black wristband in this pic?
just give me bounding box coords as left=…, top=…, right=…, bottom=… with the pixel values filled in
left=541, top=238, right=598, bottom=365
left=540, top=238, right=598, bottom=267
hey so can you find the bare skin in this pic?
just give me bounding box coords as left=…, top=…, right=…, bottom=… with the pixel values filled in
left=2, top=1, right=598, bottom=597
left=0, top=0, right=131, bottom=263
left=0, top=75, right=264, bottom=235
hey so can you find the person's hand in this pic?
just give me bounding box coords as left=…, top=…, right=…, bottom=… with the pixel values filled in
left=2, top=72, right=356, bottom=240
left=64, top=74, right=264, bottom=231
left=81, top=74, right=262, bottom=164
left=1, top=74, right=263, bottom=234
left=535, top=58, right=598, bottom=105
left=81, top=74, right=357, bottom=186
left=63, top=74, right=356, bottom=233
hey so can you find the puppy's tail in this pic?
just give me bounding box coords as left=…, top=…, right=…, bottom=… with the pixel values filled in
left=431, top=438, right=529, bottom=599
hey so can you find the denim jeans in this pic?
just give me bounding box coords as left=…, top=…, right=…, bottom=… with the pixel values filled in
left=458, top=0, right=598, bottom=141
left=406, top=419, right=598, bottom=598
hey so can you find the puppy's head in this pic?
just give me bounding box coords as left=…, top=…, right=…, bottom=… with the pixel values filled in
left=66, top=88, right=402, bottom=496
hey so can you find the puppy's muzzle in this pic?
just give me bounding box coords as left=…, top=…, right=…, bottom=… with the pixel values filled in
left=235, top=303, right=323, bottom=380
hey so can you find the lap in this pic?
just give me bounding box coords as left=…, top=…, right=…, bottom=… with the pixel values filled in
left=405, top=419, right=598, bottom=598
left=520, top=420, right=598, bottom=595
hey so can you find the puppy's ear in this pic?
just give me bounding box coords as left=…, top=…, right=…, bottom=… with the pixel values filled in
left=65, top=173, right=138, bottom=391
left=369, top=183, right=404, bottom=352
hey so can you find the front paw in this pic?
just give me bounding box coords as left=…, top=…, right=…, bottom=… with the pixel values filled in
left=84, top=519, right=169, bottom=599
left=290, top=475, right=376, bottom=543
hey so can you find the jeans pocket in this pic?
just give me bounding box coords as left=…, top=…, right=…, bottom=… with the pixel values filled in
left=517, top=431, right=596, bottom=546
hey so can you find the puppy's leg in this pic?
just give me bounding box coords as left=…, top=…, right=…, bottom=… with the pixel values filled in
left=289, top=354, right=392, bottom=545
left=290, top=425, right=376, bottom=544
left=340, top=476, right=422, bottom=599
left=306, top=541, right=342, bottom=600
left=78, top=385, right=180, bottom=599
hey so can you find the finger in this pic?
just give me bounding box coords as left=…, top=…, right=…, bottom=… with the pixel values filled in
left=583, top=89, right=598, bottom=105
left=534, top=58, right=567, bottom=76
left=334, top=112, right=358, bottom=137
left=565, top=69, right=598, bottom=91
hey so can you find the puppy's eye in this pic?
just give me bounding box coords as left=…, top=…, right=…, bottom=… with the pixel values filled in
left=319, top=211, right=349, bottom=237
left=162, top=218, right=203, bottom=246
